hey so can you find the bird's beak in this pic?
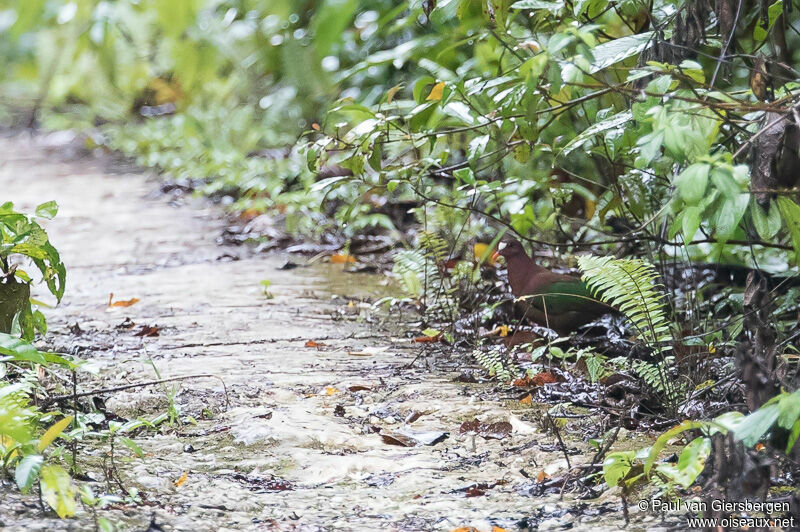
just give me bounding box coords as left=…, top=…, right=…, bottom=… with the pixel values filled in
left=491, top=251, right=501, bottom=262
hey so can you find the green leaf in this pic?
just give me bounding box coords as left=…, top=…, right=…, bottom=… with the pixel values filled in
left=675, top=163, right=710, bottom=204
left=751, top=200, right=782, bottom=239
left=312, top=0, right=359, bottom=58
left=0, top=333, right=46, bottom=364
left=35, top=201, right=58, bottom=219
left=511, top=0, right=564, bottom=13
left=682, top=206, right=701, bottom=242
left=734, top=403, right=780, bottom=447
left=710, top=167, right=739, bottom=198
left=15, top=454, right=43, bottom=493
left=777, top=197, right=800, bottom=265
left=119, top=436, right=145, bottom=458
left=656, top=436, right=710, bottom=488
left=40, top=464, right=76, bottom=518
left=644, top=420, right=706, bottom=475
left=561, top=111, right=632, bottom=156
left=602, top=451, right=633, bottom=487
left=714, top=193, right=749, bottom=239
left=754, top=1, right=783, bottom=41
left=589, top=33, right=654, bottom=73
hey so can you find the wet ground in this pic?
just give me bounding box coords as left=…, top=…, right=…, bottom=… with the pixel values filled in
left=0, top=134, right=662, bottom=531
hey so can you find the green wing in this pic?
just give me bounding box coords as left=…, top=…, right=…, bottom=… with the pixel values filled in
left=526, top=280, right=599, bottom=314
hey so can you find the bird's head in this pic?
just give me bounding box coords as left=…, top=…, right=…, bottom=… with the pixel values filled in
left=491, top=238, right=528, bottom=263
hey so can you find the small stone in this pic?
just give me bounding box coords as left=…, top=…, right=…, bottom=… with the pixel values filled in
left=183, top=444, right=196, bottom=453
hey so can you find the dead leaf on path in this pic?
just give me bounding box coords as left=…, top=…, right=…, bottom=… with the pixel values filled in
left=380, top=428, right=448, bottom=447
left=459, top=419, right=481, bottom=434
left=305, top=340, right=326, bottom=348
left=520, top=394, right=532, bottom=405
left=537, top=471, right=551, bottom=483
left=108, top=293, right=140, bottom=307
left=531, top=371, right=558, bottom=386
left=413, top=335, right=441, bottom=343
left=380, top=431, right=417, bottom=447
left=134, top=325, right=160, bottom=337
left=513, top=371, right=558, bottom=387
left=450, top=528, right=480, bottom=532
left=325, top=386, right=339, bottom=396
left=174, top=471, right=188, bottom=487
left=458, top=419, right=512, bottom=440
left=348, top=384, right=372, bottom=392
left=330, top=253, right=356, bottom=264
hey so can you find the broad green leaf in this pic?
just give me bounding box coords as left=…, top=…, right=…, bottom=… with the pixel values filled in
left=777, top=197, right=800, bottom=265
left=754, top=1, right=783, bottom=41
left=734, top=403, right=780, bottom=446
left=682, top=206, right=701, bottom=242
left=0, top=333, right=46, bottom=364
left=751, top=201, right=781, bottom=240
left=675, top=163, right=710, bottom=204
left=589, top=33, right=654, bottom=73
left=40, top=464, right=76, bottom=518
left=561, top=111, right=632, bottom=156
left=777, top=390, right=800, bottom=429
left=602, top=451, right=633, bottom=487
left=656, top=436, right=710, bottom=488
left=710, top=167, right=739, bottom=198
left=644, top=420, right=705, bottom=474
left=714, top=193, right=749, bottom=238
left=512, top=0, right=564, bottom=13
left=15, top=454, right=43, bottom=493
left=311, top=0, right=358, bottom=58
left=35, top=201, right=58, bottom=219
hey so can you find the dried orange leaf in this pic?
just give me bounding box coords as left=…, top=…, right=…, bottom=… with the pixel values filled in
left=108, top=293, right=140, bottom=307
left=305, top=340, right=325, bottom=348
left=426, top=81, right=445, bottom=101
left=537, top=471, right=551, bottom=483
left=520, top=394, right=532, bottom=405
left=330, top=253, right=356, bottom=264
left=174, top=471, right=188, bottom=487
left=325, top=386, right=339, bottom=396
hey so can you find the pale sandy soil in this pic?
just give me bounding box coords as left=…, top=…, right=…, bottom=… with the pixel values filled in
left=0, top=133, right=658, bottom=531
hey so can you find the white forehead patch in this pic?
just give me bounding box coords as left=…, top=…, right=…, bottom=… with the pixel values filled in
left=498, top=242, right=507, bottom=251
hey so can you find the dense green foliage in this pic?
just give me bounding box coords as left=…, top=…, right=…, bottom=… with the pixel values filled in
left=2, top=0, right=800, bottom=518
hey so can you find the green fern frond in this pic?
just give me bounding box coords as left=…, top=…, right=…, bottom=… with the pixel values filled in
left=474, top=348, right=518, bottom=381
left=578, top=255, right=673, bottom=353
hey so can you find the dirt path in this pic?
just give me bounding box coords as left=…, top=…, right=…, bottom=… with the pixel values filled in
left=0, top=134, right=635, bottom=531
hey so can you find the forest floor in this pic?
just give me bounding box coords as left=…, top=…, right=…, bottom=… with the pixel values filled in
left=0, top=133, right=660, bottom=531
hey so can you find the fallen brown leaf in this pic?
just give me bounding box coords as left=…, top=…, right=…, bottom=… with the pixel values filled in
left=413, top=335, right=441, bottom=343
left=134, top=325, right=160, bottom=337
left=330, top=253, right=356, bottom=264
left=108, top=293, right=140, bottom=307
left=174, top=471, right=188, bottom=487
left=305, top=340, right=325, bottom=348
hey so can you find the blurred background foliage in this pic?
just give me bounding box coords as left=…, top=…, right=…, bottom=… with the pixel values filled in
left=2, top=0, right=800, bottom=510
left=2, top=0, right=799, bottom=272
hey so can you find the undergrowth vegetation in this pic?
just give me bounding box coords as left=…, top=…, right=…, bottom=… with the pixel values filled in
left=2, top=0, right=800, bottom=523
